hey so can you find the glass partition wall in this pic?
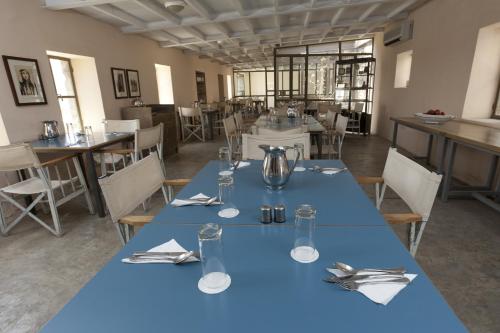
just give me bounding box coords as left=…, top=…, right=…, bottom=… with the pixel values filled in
left=233, top=67, right=275, bottom=109
left=273, top=38, right=374, bottom=114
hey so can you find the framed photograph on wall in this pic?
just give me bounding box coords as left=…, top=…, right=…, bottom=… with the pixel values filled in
left=111, top=67, right=128, bottom=98
left=126, top=69, right=141, bottom=97
left=2, top=55, right=47, bottom=106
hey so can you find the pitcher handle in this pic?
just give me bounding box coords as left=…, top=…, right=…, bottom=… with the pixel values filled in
left=286, top=146, right=300, bottom=181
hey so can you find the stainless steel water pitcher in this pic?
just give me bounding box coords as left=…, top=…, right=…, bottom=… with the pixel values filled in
left=259, top=144, right=299, bottom=190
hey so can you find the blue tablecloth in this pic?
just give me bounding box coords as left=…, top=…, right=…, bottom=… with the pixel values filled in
left=156, top=160, right=387, bottom=226
left=40, top=224, right=467, bottom=332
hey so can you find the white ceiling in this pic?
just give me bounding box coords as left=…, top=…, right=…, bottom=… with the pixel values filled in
left=42, top=0, right=427, bottom=69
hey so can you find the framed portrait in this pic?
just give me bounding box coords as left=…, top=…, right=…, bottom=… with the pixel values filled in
left=2, top=55, right=47, bottom=106
left=126, top=69, right=141, bottom=97
left=111, top=67, right=128, bottom=98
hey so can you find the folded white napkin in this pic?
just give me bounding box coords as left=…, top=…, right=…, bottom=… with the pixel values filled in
left=122, top=239, right=199, bottom=264
left=322, top=169, right=343, bottom=175
left=170, top=193, right=214, bottom=207
left=231, top=161, right=251, bottom=169
left=327, top=268, right=417, bottom=305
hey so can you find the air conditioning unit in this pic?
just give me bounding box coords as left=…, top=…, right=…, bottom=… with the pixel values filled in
left=384, top=20, right=413, bottom=46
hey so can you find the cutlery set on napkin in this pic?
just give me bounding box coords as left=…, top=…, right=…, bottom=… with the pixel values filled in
left=308, top=166, right=348, bottom=175
left=170, top=193, right=221, bottom=207
left=122, top=239, right=200, bottom=264
left=324, top=262, right=417, bottom=305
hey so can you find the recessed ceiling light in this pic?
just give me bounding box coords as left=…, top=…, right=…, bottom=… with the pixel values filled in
left=164, top=0, right=185, bottom=13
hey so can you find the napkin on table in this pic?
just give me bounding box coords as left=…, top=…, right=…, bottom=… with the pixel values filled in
left=327, top=268, right=417, bottom=305
left=170, top=193, right=216, bottom=207
left=231, top=161, right=251, bottom=169
left=122, top=239, right=199, bottom=264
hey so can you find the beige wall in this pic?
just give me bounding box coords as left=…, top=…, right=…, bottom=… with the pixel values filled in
left=375, top=0, right=500, bottom=184
left=0, top=0, right=231, bottom=144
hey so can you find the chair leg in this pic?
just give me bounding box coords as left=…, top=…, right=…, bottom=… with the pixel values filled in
left=411, top=220, right=428, bottom=257
left=47, top=191, right=63, bottom=236
left=100, top=153, right=106, bottom=177
left=115, top=223, right=126, bottom=245
left=0, top=202, right=7, bottom=235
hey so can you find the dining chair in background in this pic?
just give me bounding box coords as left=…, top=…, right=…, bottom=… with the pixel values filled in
left=95, top=119, right=140, bottom=176
left=178, top=106, right=206, bottom=142
left=356, top=148, right=442, bottom=256
left=348, top=102, right=364, bottom=135
left=241, top=133, right=311, bottom=160
left=328, top=114, right=348, bottom=159
left=0, top=143, right=94, bottom=236
left=223, top=115, right=240, bottom=155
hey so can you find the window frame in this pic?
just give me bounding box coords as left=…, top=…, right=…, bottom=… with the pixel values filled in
left=492, top=77, right=500, bottom=119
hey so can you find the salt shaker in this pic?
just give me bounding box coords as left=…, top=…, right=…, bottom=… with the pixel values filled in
left=260, top=205, right=273, bottom=224
left=274, top=204, right=286, bottom=223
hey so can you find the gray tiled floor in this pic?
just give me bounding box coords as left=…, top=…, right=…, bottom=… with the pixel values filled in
left=0, top=135, right=499, bottom=333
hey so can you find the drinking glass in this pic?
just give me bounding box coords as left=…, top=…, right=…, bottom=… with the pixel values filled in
left=218, top=146, right=233, bottom=176
left=291, top=204, right=319, bottom=263
left=293, top=143, right=305, bottom=172
left=218, top=174, right=239, bottom=218
left=198, top=223, right=231, bottom=294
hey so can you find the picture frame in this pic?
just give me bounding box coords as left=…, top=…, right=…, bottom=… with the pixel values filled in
left=126, top=69, right=141, bottom=97
left=111, top=67, right=128, bottom=99
left=2, top=55, right=47, bottom=106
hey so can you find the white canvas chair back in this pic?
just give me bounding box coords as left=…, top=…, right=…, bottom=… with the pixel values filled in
left=242, top=133, right=310, bottom=160
left=354, top=102, right=364, bottom=113
left=134, top=123, right=163, bottom=161
left=99, top=154, right=167, bottom=244
left=178, top=106, right=205, bottom=142
left=103, top=119, right=140, bottom=133
left=0, top=143, right=41, bottom=171
left=179, top=106, right=200, bottom=118
left=325, top=111, right=337, bottom=130
left=381, top=148, right=442, bottom=221
left=317, top=102, right=330, bottom=115
left=335, top=115, right=348, bottom=137
left=256, top=127, right=304, bottom=136
left=234, top=112, right=244, bottom=131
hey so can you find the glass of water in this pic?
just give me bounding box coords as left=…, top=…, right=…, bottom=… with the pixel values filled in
left=291, top=204, right=319, bottom=263
left=198, top=223, right=231, bottom=294
left=218, top=174, right=239, bottom=218
left=218, top=146, right=233, bottom=176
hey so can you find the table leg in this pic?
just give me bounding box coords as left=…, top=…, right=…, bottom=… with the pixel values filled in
left=437, top=137, right=448, bottom=175
left=83, top=151, right=106, bottom=217
left=486, top=155, right=498, bottom=189
left=392, top=122, right=399, bottom=148
left=441, top=141, right=457, bottom=201
left=426, top=134, right=434, bottom=165
left=314, top=133, right=322, bottom=159
left=207, top=113, right=214, bottom=140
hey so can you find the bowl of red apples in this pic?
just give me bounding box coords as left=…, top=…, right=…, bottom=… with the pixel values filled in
left=414, top=109, right=454, bottom=124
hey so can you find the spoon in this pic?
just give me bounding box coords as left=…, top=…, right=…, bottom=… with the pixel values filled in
left=174, top=251, right=195, bottom=264
left=335, top=262, right=406, bottom=275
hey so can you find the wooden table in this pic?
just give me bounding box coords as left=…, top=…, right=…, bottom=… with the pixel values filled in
left=40, top=160, right=467, bottom=333
left=254, top=115, right=326, bottom=158
left=31, top=132, right=133, bottom=217
left=391, top=117, right=500, bottom=211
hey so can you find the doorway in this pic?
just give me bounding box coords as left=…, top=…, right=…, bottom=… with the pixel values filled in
left=218, top=74, right=224, bottom=101
left=195, top=71, right=206, bottom=103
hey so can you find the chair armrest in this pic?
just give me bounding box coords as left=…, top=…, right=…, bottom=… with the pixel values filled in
left=118, top=215, right=154, bottom=227
left=356, top=176, right=384, bottom=185
left=40, top=154, right=77, bottom=167
left=164, top=179, right=192, bottom=187
left=383, top=213, right=422, bottom=224
left=95, top=148, right=134, bottom=155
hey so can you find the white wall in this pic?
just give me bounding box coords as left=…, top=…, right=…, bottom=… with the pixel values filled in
left=0, top=0, right=231, bottom=143
left=374, top=0, right=500, bottom=185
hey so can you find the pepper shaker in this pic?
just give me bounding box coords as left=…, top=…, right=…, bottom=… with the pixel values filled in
left=260, top=205, right=273, bottom=224
left=274, top=204, right=286, bottom=223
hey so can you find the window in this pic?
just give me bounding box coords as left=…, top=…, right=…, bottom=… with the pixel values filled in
left=227, top=75, right=232, bottom=100
left=48, top=57, right=83, bottom=131
left=155, top=64, right=174, bottom=104
left=394, top=50, right=413, bottom=88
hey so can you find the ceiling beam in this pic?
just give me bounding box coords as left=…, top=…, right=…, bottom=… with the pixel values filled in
left=184, top=0, right=213, bottom=20
left=42, top=0, right=122, bottom=10
left=387, top=0, right=417, bottom=18
left=91, top=5, right=146, bottom=28
left=230, top=0, right=245, bottom=16
left=133, top=0, right=181, bottom=25
left=359, top=3, right=381, bottom=22
left=183, top=26, right=206, bottom=41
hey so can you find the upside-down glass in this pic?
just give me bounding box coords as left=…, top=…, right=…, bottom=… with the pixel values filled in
left=198, top=223, right=231, bottom=293
left=294, top=143, right=305, bottom=171
left=291, top=204, right=319, bottom=263
left=218, top=146, right=233, bottom=176
left=218, top=174, right=239, bottom=218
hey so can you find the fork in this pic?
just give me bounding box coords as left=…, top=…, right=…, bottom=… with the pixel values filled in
left=337, top=278, right=410, bottom=291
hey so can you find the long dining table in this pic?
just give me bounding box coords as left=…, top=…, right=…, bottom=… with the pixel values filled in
left=40, top=160, right=467, bottom=333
